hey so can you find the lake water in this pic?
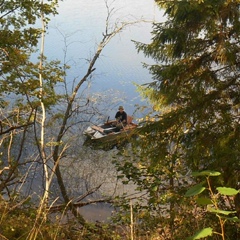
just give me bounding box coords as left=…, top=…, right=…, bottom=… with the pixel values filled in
left=40, top=0, right=165, bottom=222
left=44, top=0, right=164, bottom=119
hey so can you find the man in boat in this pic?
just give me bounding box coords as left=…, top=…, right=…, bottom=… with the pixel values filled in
left=91, top=106, right=128, bottom=134
left=114, top=106, right=127, bottom=131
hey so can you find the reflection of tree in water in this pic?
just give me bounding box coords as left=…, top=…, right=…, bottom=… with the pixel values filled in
left=57, top=143, right=139, bottom=221
left=62, top=146, right=129, bottom=196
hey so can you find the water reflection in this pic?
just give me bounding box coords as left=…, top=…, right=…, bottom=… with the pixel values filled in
left=24, top=0, right=163, bottom=222
left=44, top=0, right=160, bottom=118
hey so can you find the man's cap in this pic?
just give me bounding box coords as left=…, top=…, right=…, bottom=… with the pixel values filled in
left=118, top=106, right=124, bottom=110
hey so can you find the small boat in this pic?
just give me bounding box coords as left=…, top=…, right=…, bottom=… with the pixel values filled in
left=83, top=116, right=139, bottom=150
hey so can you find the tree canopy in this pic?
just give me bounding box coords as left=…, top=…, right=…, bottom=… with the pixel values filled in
left=138, top=0, right=240, bottom=179
left=117, top=0, right=240, bottom=239
left=135, top=0, right=240, bottom=177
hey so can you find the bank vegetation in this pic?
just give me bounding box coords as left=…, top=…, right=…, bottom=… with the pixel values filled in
left=1, top=0, right=240, bottom=239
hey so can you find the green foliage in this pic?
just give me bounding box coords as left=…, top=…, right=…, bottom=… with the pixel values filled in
left=185, top=182, right=206, bottom=197
left=0, top=0, right=60, bottom=100
left=192, top=171, right=221, bottom=177
left=0, top=198, right=122, bottom=240
left=185, top=171, right=239, bottom=239
left=186, top=228, right=213, bottom=240
left=217, top=187, right=239, bottom=196
left=114, top=0, right=240, bottom=239
left=0, top=0, right=65, bottom=199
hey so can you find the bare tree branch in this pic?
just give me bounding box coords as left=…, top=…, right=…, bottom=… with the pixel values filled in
left=51, top=2, right=143, bottom=226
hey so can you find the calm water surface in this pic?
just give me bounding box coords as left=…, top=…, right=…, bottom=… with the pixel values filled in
left=44, top=0, right=163, bottom=118
left=36, top=1, right=165, bottom=221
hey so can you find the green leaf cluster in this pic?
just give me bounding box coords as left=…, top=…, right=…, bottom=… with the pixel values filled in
left=0, top=0, right=60, bottom=101
left=0, top=0, right=65, bottom=202
left=185, top=171, right=239, bottom=239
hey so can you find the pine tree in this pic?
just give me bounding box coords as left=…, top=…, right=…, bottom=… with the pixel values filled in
left=117, top=1, right=240, bottom=238
left=138, top=0, right=240, bottom=184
